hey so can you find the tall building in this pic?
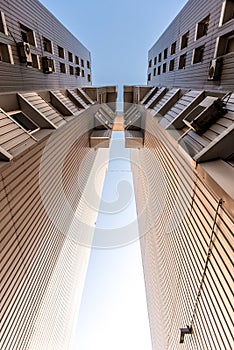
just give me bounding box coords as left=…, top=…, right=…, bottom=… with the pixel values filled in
left=0, top=1, right=116, bottom=349
left=124, top=0, right=233, bottom=349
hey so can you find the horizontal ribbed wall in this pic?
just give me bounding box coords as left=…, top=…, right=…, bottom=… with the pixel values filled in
left=131, top=112, right=233, bottom=350
left=0, top=112, right=98, bottom=350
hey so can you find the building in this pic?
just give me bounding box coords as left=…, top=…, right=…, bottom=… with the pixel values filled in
left=0, top=1, right=116, bottom=349
left=147, top=0, right=234, bottom=92
left=124, top=0, right=233, bottom=349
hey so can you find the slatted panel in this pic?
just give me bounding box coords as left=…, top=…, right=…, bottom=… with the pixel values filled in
left=160, top=90, right=202, bottom=126
left=0, top=111, right=36, bottom=156
left=67, top=89, right=88, bottom=109
left=153, top=88, right=178, bottom=114
left=0, top=110, right=97, bottom=350
left=131, top=112, right=233, bottom=350
left=145, top=87, right=167, bottom=109
left=21, top=92, right=64, bottom=126
left=147, top=0, right=234, bottom=92
left=52, top=90, right=81, bottom=114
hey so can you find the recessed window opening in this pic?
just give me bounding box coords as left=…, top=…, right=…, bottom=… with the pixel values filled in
left=68, top=51, right=73, bottom=62
left=148, top=59, right=152, bottom=68
left=81, top=59, right=84, bottom=67
left=31, top=54, right=39, bottom=69
left=157, top=66, right=161, bottom=75
left=154, top=56, right=157, bottom=65
left=220, top=0, right=234, bottom=25
left=196, top=16, right=210, bottom=40
left=88, top=74, right=91, bottom=82
left=148, top=73, right=151, bottom=81
left=69, top=65, right=74, bottom=75
left=169, top=59, right=175, bottom=71
left=158, top=53, right=162, bottom=62
left=82, top=69, right=85, bottom=77
left=43, top=37, right=53, bottom=53
left=87, top=60, right=91, bottom=69
left=60, top=62, right=66, bottom=73
left=164, top=48, right=168, bottom=59
left=181, top=31, right=189, bottom=49
left=153, top=67, right=156, bottom=76
left=193, top=45, right=205, bottom=63
left=0, top=43, right=11, bottom=63
left=20, top=23, right=36, bottom=46
left=171, top=41, right=176, bottom=55
left=179, top=53, right=187, bottom=69
left=216, top=31, right=234, bottom=56
left=58, top=46, right=65, bottom=58
left=10, top=111, right=39, bottom=132
left=75, top=56, right=79, bottom=65
left=163, top=63, right=167, bottom=73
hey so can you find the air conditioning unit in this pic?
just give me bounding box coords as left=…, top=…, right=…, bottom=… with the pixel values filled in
left=17, top=42, right=32, bottom=65
left=208, top=58, right=223, bottom=81
left=183, top=96, right=226, bottom=134
left=42, top=56, right=53, bottom=74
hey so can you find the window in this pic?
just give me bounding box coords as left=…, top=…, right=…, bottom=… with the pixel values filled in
left=148, top=73, right=151, bottom=81
left=196, top=16, right=209, bottom=40
left=43, top=37, right=53, bottom=53
left=81, top=58, right=84, bottom=67
left=154, top=56, right=157, bottom=65
left=193, top=45, right=205, bottom=63
left=60, top=62, right=66, bottom=73
left=58, top=46, right=65, bottom=58
left=76, top=66, right=81, bottom=76
left=163, top=63, right=167, bottom=73
left=153, top=67, right=156, bottom=76
left=157, top=66, right=161, bottom=75
left=148, top=59, right=152, bottom=68
left=0, top=43, right=11, bottom=63
left=69, top=65, right=74, bottom=75
left=68, top=51, right=73, bottom=62
left=10, top=112, right=39, bottom=132
left=75, top=56, right=79, bottom=65
left=158, top=53, right=162, bottom=62
left=169, top=59, right=175, bottom=71
left=216, top=30, right=234, bottom=56
left=0, top=12, right=7, bottom=35
left=88, top=74, right=91, bottom=82
left=220, top=0, right=234, bottom=25
left=20, top=23, right=36, bottom=46
left=179, top=53, right=187, bottom=69
left=82, top=69, right=85, bottom=77
left=31, top=54, right=39, bottom=69
left=181, top=31, right=189, bottom=49
left=87, top=60, right=91, bottom=69
left=164, top=48, right=168, bottom=59
left=171, top=42, right=176, bottom=55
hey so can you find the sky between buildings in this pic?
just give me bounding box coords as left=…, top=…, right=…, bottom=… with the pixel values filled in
left=39, top=0, right=188, bottom=100
left=38, top=1, right=189, bottom=349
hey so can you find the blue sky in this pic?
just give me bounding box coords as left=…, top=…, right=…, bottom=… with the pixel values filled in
left=39, top=0, right=188, bottom=95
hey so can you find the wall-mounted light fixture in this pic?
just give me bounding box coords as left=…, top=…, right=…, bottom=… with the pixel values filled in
left=179, top=325, right=193, bottom=343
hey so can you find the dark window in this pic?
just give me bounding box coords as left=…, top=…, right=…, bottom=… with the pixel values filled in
left=10, top=112, right=38, bottom=132
left=75, top=56, right=79, bottom=65
left=169, top=59, right=175, bottom=71
left=153, top=67, right=156, bottom=76
left=0, top=43, right=11, bottom=63
left=216, top=30, right=234, bottom=56
left=158, top=53, right=162, bottom=62
left=221, top=0, right=234, bottom=25
left=68, top=51, right=73, bottom=62
left=164, top=48, right=168, bottom=59
left=181, top=32, right=189, bottom=50
left=88, top=74, right=91, bottom=82
left=154, top=56, right=157, bottom=65
left=69, top=65, right=74, bottom=75
left=163, top=63, right=167, bottom=73
left=0, top=12, right=7, bottom=34
left=58, top=46, right=65, bottom=58
left=20, top=23, right=36, bottom=46
left=60, top=62, right=66, bottom=73
left=179, top=53, right=187, bottom=69
left=148, top=73, right=151, bottom=81
left=81, top=59, right=84, bottom=67
left=43, top=37, right=53, bottom=53
left=87, top=60, right=91, bottom=69
left=82, top=69, right=85, bottom=77
left=171, top=42, right=176, bottom=55
left=196, top=16, right=209, bottom=40
left=157, top=66, right=161, bottom=75
left=76, top=66, right=81, bottom=76
left=193, top=45, right=205, bottom=63
left=148, top=59, right=152, bottom=68
left=31, top=54, right=39, bottom=69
